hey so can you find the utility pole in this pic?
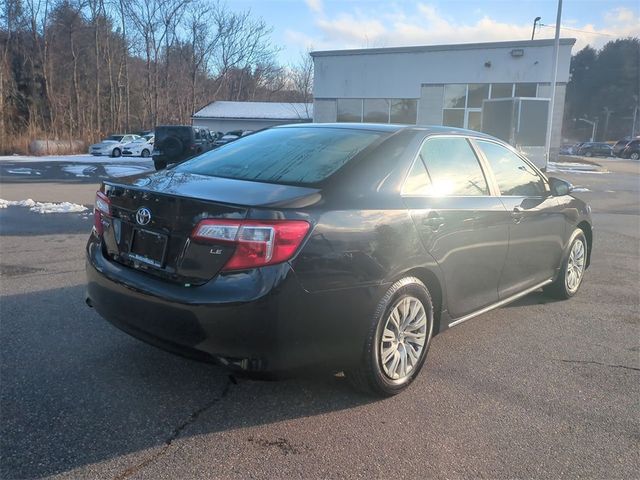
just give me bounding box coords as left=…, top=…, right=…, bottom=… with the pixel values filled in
left=531, top=17, right=541, bottom=40
left=544, top=0, right=562, bottom=169
left=576, top=117, right=597, bottom=142
left=602, top=107, right=613, bottom=140
left=632, top=95, right=639, bottom=137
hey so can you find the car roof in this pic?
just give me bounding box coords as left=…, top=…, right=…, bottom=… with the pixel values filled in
left=275, top=122, right=497, bottom=139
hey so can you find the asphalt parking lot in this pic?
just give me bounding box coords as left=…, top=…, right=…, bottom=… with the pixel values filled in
left=0, top=156, right=638, bottom=479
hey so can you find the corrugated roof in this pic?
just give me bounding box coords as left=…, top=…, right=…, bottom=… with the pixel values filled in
left=193, top=101, right=313, bottom=120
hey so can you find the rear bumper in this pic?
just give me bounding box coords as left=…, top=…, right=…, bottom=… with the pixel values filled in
left=86, top=237, right=378, bottom=372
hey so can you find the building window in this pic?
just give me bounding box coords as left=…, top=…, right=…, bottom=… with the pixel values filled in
left=364, top=99, right=390, bottom=123
left=490, top=83, right=513, bottom=98
left=467, top=84, right=490, bottom=108
left=443, top=84, right=467, bottom=108
left=441, top=83, right=539, bottom=130
left=336, top=98, right=417, bottom=124
left=514, top=83, right=538, bottom=97
left=337, top=99, right=362, bottom=122
left=443, top=109, right=464, bottom=128
left=391, top=99, right=417, bottom=124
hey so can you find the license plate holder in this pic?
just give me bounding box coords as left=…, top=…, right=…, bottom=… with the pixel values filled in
left=129, top=228, right=168, bottom=267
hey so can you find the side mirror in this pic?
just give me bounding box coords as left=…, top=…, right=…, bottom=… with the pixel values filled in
left=548, top=177, right=573, bottom=196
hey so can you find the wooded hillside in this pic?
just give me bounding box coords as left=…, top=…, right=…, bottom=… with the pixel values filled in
left=0, top=0, right=313, bottom=153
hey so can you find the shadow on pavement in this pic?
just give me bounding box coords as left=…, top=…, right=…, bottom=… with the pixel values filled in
left=0, top=285, right=373, bottom=479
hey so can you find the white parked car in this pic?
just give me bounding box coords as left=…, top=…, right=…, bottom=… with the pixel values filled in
left=122, top=134, right=154, bottom=158
left=89, top=134, right=141, bottom=157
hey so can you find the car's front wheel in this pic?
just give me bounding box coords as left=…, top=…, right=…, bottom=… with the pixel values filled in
left=347, top=277, right=434, bottom=396
left=111, top=148, right=121, bottom=158
left=141, top=149, right=150, bottom=158
left=545, top=229, right=587, bottom=299
left=584, top=151, right=592, bottom=157
left=630, top=152, right=639, bottom=160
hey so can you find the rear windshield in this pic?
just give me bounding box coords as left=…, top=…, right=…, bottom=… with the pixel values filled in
left=155, top=126, right=192, bottom=141
left=175, top=127, right=383, bottom=185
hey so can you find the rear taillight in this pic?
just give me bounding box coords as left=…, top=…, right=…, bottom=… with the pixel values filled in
left=192, top=219, right=310, bottom=271
left=93, top=191, right=111, bottom=235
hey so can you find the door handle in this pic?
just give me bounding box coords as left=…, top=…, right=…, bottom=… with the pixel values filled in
left=512, top=206, right=524, bottom=224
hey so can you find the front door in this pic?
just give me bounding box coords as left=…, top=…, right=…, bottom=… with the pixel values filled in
left=473, top=139, right=566, bottom=298
left=402, top=136, right=509, bottom=318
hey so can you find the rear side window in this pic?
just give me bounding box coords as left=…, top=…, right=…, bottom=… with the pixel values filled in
left=476, top=140, right=545, bottom=196
left=175, top=127, right=383, bottom=185
left=408, top=137, right=489, bottom=196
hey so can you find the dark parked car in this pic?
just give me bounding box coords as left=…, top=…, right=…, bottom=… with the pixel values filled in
left=152, top=125, right=212, bottom=170
left=576, top=142, right=612, bottom=158
left=86, top=124, right=593, bottom=396
left=620, top=139, right=640, bottom=160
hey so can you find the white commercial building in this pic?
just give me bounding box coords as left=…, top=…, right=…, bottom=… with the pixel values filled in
left=311, top=39, right=575, bottom=159
left=192, top=101, right=313, bottom=133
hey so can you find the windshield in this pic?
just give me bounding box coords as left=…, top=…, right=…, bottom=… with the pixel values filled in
left=107, top=135, right=124, bottom=142
left=175, top=127, right=383, bottom=185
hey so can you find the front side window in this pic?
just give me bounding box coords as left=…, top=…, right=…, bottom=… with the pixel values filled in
left=175, top=127, right=383, bottom=186
left=417, top=137, right=489, bottom=196
left=476, top=140, right=545, bottom=196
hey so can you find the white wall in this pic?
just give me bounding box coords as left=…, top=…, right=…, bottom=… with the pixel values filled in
left=312, top=39, right=574, bottom=99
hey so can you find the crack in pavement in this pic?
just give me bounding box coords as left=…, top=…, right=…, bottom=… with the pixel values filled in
left=557, top=359, right=640, bottom=372
left=112, top=375, right=236, bottom=480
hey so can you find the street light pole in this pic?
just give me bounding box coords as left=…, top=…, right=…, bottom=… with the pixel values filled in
left=531, top=17, right=541, bottom=40
left=544, top=0, right=562, bottom=169
left=576, top=117, right=597, bottom=142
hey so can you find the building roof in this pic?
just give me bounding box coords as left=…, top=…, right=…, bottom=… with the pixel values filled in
left=193, top=101, right=313, bottom=120
left=310, top=38, right=576, bottom=57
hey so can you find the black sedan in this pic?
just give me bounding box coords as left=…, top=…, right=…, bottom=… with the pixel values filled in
left=576, top=142, right=612, bottom=158
left=86, top=124, right=593, bottom=396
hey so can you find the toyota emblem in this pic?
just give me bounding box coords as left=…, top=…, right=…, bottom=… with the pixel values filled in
left=136, top=207, right=152, bottom=226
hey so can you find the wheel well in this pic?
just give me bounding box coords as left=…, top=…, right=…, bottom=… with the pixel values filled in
left=577, top=221, right=593, bottom=267
left=403, top=268, right=443, bottom=334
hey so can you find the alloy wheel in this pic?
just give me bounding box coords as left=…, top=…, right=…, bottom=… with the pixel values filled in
left=379, top=296, right=427, bottom=380
left=565, top=238, right=586, bottom=293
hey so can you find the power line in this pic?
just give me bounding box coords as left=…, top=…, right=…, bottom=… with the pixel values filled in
left=539, top=23, right=617, bottom=37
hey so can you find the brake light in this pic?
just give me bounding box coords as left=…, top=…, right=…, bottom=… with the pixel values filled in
left=93, top=191, right=111, bottom=235
left=192, top=219, right=310, bottom=271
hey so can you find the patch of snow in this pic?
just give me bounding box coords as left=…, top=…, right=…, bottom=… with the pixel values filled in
left=6, top=167, right=42, bottom=175
left=0, top=199, right=36, bottom=208
left=104, top=165, right=149, bottom=177
left=61, top=165, right=99, bottom=177
left=0, top=154, right=154, bottom=165
left=0, top=198, right=88, bottom=213
left=571, top=187, right=591, bottom=192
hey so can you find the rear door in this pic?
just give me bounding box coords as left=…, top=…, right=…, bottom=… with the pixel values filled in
left=474, top=139, right=566, bottom=298
left=402, top=135, right=509, bottom=318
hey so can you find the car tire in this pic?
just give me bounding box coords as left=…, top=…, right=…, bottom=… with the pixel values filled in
left=111, top=148, right=121, bottom=158
left=154, top=159, right=167, bottom=171
left=584, top=151, right=592, bottom=157
left=630, top=152, right=639, bottom=160
left=141, top=149, right=150, bottom=158
left=544, top=229, right=588, bottom=300
left=346, top=276, right=434, bottom=397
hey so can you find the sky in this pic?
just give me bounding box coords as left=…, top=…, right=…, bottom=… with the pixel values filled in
left=234, top=0, right=640, bottom=64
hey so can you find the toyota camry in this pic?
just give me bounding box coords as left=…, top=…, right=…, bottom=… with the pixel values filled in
left=85, top=124, right=593, bottom=396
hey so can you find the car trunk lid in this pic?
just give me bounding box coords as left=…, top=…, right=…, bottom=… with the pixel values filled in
left=99, top=171, right=319, bottom=284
